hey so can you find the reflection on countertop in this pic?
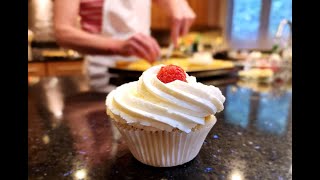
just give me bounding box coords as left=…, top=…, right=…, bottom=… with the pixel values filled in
left=28, top=75, right=292, bottom=180
left=224, top=85, right=252, bottom=128
left=225, top=81, right=292, bottom=136
left=256, top=90, right=291, bottom=135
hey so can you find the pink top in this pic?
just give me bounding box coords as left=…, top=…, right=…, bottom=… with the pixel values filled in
left=79, top=0, right=104, bottom=34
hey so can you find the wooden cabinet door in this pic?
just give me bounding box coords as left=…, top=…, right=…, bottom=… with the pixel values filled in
left=47, top=61, right=84, bottom=76
left=151, top=3, right=170, bottom=29
left=28, top=62, right=46, bottom=76
left=151, top=0, right=221, bottom=30
left=187, top=0, right=220, bottom=28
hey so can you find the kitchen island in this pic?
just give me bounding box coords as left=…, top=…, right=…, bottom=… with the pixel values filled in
left=28, top=75, right=292, bottom=180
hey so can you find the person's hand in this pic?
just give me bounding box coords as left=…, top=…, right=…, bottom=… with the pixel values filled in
left=118, top=33, right=161, bottom=63
left=169, top=0, right=196, bottom=47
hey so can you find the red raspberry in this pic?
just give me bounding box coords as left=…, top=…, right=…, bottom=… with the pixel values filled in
left=157, top=65, right=187, bottom=83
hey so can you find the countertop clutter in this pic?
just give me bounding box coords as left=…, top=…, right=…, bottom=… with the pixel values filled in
left=28, top=75, right=292, bottom=180
left=28, top=47, right=84, bottom=77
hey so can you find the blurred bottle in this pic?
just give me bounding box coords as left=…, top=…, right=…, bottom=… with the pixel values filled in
left=190, top=35, right=200, bottom=53
left=273, top=19, right=292, bottom=62
left=271, top=19, right=292, bottom=82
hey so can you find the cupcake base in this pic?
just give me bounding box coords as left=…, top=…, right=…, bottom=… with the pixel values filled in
left=112, top=116, right=217, bottom=167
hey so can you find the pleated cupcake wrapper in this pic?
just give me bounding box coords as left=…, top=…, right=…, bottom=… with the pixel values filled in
left=113, top=119, right=216, bottom=167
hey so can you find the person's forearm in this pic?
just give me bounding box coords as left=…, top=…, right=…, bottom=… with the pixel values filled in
left=55, top=25, right=123, bottom=55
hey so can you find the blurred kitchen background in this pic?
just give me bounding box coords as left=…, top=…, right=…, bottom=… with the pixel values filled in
left=28, top=0, right=292, bottom=78
left=28, top=1, right=292, bottom=179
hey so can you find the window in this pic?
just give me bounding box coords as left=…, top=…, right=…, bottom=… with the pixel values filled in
left=226, top=0, right=292, bottom=50
left=231, top=0, right=262, bottom=43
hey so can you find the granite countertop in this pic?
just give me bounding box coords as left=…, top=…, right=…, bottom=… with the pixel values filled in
left=28, top=75, right=292, bottom=180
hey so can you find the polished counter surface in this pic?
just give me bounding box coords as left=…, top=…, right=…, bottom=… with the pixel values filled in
left=28, top=75, right=292, bottom=180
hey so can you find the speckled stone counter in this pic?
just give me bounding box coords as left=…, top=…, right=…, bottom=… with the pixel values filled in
left=28, top=75, right=292, bottom=180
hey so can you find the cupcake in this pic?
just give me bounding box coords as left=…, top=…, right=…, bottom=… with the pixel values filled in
left=106, top=64, right=225, bottom=167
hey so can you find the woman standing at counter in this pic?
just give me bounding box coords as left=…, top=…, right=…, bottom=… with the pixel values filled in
left=54, top=0, right=195, bottom=91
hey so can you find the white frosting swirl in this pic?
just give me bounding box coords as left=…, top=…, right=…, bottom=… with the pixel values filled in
left=106, top=65, right=225, bottom=133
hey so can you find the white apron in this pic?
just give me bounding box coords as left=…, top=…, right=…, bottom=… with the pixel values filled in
left=85, top=0, right=151, bottom=92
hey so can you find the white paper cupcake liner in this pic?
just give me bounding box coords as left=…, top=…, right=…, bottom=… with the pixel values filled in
left=113, top=116, right=216, bottom=167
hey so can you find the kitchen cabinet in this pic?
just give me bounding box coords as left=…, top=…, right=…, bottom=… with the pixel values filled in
left=47, top=61, right=84, bottom=76
left=28, top=60, right=84, bottom=77
left=28, top=62, right=46, bottom=77
left=151, top=0, right=221, bottom=30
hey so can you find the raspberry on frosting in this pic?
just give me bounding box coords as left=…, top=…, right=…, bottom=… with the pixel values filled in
left=156, top=64, right=187, bottom=83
